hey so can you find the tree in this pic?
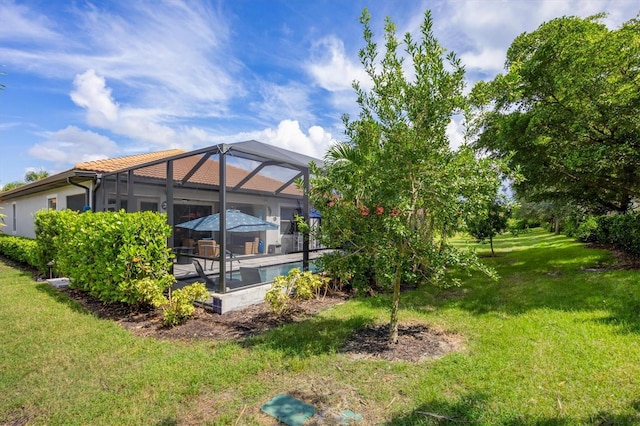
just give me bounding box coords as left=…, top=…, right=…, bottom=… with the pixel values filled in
left=25, top=169, right=50, bottom=183
left=309, top=9, right=501, bottom=343
left=467, top=199, right=511, bottom=256
left=1, top=181, right=24, bottom=191
left=1, top=170, right=50, bottom=191
left=470, top=14, right=640, bottom=213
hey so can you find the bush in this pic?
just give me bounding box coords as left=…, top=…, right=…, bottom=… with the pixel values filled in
left=0, top=234, right=39, bottom=268
left=573, top=216, right=599, bottom=242
left=35, top=209, right=175, bottom=305
left=573, top=212, right=640, bottom=257
left=161, top=283, right=209, bottom=327
left=265, top=268, right=328, bottom=316
left=33, top=209, right=76, bottom=276
left=31, top=209, right=209, bottom=326
left=596, top=213, right=640, bottom=256
left=314, top=250, right=377, bottom=294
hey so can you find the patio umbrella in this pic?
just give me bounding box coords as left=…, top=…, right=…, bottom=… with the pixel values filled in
left=175, top=209, right=278, bottom=232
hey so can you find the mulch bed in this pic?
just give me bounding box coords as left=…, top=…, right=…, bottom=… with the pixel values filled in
left=57, top=287, right=463, bottom=362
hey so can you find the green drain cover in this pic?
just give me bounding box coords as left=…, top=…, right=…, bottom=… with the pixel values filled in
left=261, top=394, right=316, bottom=426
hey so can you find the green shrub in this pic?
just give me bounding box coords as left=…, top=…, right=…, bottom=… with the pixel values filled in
left=265, top=268, right=328, bottom=316
left=34, top=209, right=76, bottom=276
left=0, top=234, right=39, bottom=267
left=574, top=216, right=599, bottom=242
left=129, top=276, right=176, bottom=309
left=35, top=209, right=174, bottom=305
left=597, top=213, right=640, bottom=256
left=573, top=212, right=640, bottom=257
left=314, top=251, right=373, bottom=293
left=161, top=283, right=209, bottom=327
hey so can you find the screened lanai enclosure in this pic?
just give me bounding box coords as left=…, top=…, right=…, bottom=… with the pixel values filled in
left=89, top=141, right=323, bottom=297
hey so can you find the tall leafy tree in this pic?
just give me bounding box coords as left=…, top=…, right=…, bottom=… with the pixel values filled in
left=467, top=199, right=512, bottom=256
left=470, top=14, right=640, bottom=213
left=309, top=9, right=501, bottom=343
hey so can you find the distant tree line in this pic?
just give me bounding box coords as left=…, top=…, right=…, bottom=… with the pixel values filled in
left=1, top=170, right=50, bottom=192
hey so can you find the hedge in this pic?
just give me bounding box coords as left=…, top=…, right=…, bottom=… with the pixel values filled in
left=0, top=234, right=39, bottom=268
left=35, top=209, right=175, bottom=305
left=574, top=212, right=640, bottom=257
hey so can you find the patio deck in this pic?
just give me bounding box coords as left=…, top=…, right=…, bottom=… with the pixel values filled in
left=173, top=250, right=327, bottom=314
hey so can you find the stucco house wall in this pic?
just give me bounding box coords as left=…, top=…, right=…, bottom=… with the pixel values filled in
left=1, top=184, right=90, bottom=238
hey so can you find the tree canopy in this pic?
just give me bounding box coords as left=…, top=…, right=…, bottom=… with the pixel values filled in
left=467, top=198, right=512, bottom=256
left=470, top=14, right=640, bottom=213
left=309, top=9, right=501, bottom=343
left=1, top=169, right=50, bottom=192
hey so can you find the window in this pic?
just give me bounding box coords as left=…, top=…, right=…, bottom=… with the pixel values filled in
left=12, top=203, right=16, bottom=232
left=66, top=194, right=86, bottom=212
left=47, top=196, right=57, bottom=211
left=140, top=201, right=158, bottom=212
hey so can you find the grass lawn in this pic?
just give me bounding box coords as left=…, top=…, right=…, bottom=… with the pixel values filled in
left=1, top=228, right=639, bottom=424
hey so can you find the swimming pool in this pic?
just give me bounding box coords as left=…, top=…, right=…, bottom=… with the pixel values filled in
left=227, top=260, right=318, bottom=283
left=259, top=260, right=318, bottom=282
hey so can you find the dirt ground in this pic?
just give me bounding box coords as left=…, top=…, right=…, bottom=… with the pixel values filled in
left=59, top=286, right=464, bottom=363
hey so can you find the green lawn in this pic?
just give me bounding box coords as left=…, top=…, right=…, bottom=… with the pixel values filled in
left=1, top=229, right=639, bottom=425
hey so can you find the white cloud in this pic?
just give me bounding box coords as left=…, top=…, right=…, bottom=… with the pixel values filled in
left=442, top=0, right=639, bottom=77
left=0, top=1, right=239, bottom=115
left=28, top=126, right=118, bottom=165
left=227, top=119, right=335, bottom=159
left=0, top=0, right=62, bottom=43
left=258, top=120, right=335, bottom=159
left=250, top=82, right=315, bottom=125
left=306, top=36, right=370, bottom=92
left=446, top=117, right=466, bottom=151
left=460, top=48, right=508, bottom=74
left=70, top=69, right=189, bottom=149
left=70, top=70, right=119, bottom=127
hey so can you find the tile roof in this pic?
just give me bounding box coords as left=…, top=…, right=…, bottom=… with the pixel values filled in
left=1, top=147, right=302, bottom=199
left=74, top=149, right=186, bottom=173
left=134, top=153, right=301, bottom=195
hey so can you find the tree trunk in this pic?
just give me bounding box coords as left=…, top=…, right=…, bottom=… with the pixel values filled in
left=490, top=235, right=495, bottom=257
left=388, top=261, right=402, bottom=344
left=554, top=219, right=560, bottom=235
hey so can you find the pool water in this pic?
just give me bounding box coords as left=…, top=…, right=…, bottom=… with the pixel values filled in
left=259, top=261, right=318, bottom=282
left=227, top=260, right=318, bottom=283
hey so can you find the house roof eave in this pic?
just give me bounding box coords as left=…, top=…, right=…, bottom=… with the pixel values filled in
left=0, top=170, right=97, bottom=201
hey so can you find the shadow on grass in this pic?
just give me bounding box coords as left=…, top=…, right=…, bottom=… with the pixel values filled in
left=34, top=282, right=93, bottom=316
left=388, top=396, right=640, bottom=425
left=387, top=392, right=489, bottom=425
left=356, top=241, right=640, bottom=334
left=242, top=315, right=374, bottom=358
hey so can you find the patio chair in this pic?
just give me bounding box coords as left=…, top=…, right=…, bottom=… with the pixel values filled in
left=192, top=259, right=217, bottom=290
left=240, top=267, right=263, bottom=285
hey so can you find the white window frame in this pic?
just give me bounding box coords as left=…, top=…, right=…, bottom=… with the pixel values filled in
left=47, top=194, right=58, bottom=211
left=12, top=202, right=17, bottom=233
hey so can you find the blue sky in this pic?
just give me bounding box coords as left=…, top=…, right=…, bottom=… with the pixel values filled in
left=1, top=0, right=637, bottom=187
